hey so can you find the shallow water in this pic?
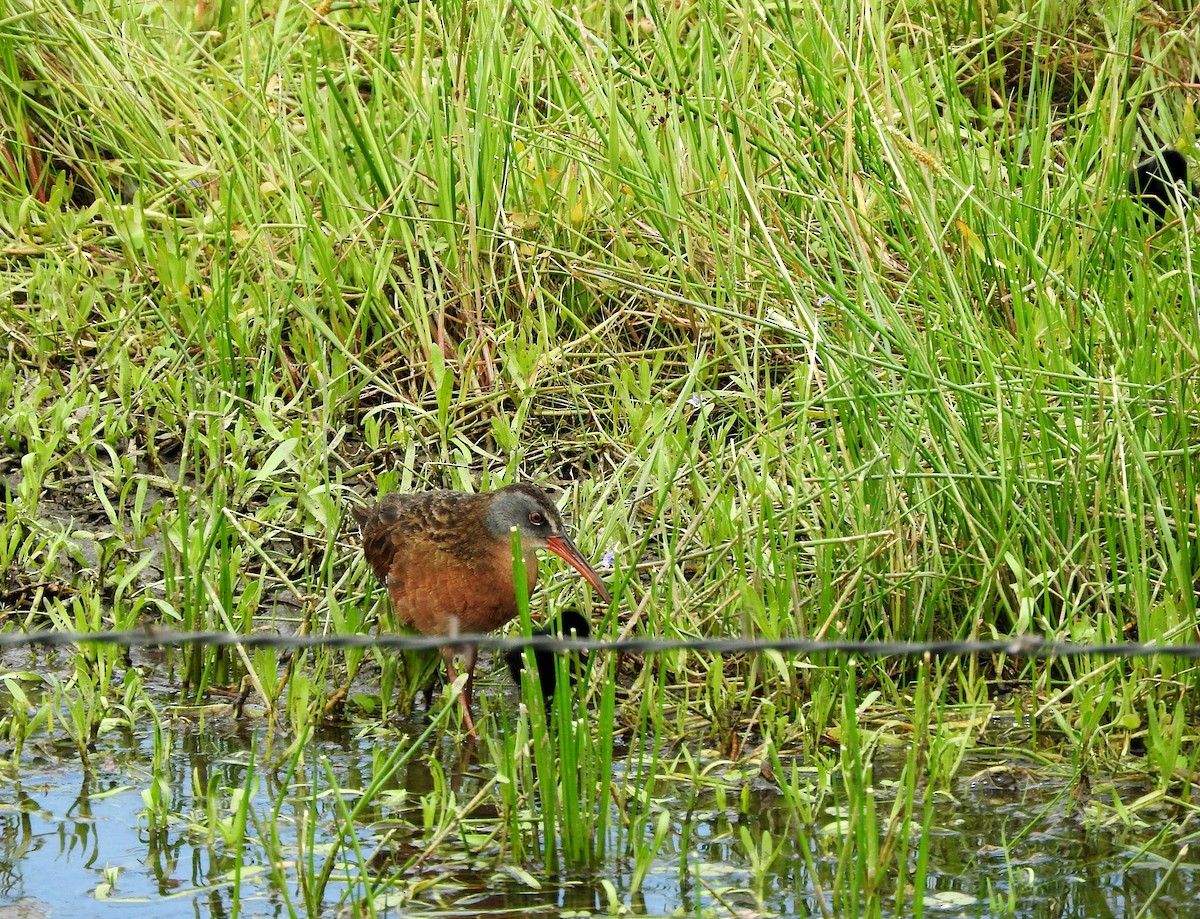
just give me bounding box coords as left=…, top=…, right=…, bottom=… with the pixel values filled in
left=0, top=704, right=1197, bottom=919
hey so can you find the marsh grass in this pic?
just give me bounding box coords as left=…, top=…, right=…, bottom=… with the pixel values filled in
left=2, top=0, right=1200, bottom=912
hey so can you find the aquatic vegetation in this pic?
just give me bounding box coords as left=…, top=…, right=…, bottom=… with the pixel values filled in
left=1, top=0, right=1198, bottom=914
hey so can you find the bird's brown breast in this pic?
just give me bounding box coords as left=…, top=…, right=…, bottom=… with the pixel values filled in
left=357, top=491, right=539, bottom=635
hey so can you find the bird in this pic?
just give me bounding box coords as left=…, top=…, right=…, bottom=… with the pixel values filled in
left=353, top=483, right=610, bottom=734
left=505, top=608, right=591, bottom=702
left=1128, top=147, right=1194, bottom=222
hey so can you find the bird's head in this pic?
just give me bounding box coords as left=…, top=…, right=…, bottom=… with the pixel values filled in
left=485, top=484, right=612, bottom=603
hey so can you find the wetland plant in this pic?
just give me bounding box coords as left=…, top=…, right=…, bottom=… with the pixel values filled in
left=1, top=0, right=1199, bottom=914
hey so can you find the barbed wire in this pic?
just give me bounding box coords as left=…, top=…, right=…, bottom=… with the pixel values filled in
left=2, top=627, right=1200, bottom=660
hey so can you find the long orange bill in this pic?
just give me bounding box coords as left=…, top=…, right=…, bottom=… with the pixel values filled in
left=546, top=534, right=613, bottom=604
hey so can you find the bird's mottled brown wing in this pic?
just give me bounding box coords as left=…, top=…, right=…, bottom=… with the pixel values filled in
left=355, top=490, right=534, bottom=635
left=356, top=493, right=424, bottom=582
left=357, top=492, right=486, bottom=576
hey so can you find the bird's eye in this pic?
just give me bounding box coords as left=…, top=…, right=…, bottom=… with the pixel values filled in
left=529, top=511, right=545, bottom=526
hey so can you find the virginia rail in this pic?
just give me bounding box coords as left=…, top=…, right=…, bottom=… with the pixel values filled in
left=1128, top=147, right=1194, bottom=222
left=353, top=484, right=610, bottom=733
left=505, top=608, right=591, bottom=701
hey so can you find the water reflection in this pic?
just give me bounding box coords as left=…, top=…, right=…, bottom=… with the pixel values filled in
left=0, top=717, right=1194, bottom=917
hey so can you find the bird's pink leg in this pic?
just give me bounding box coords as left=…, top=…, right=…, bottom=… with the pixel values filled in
left=441, top=646, right=479, bottom=737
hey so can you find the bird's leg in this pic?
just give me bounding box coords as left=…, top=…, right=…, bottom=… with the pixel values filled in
left=459, top=645, right=478, bottom=735
left=441, top=645, right=478, bottom=737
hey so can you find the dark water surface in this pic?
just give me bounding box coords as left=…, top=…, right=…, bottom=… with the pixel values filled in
left=0, top=713, right=1196, bottom=918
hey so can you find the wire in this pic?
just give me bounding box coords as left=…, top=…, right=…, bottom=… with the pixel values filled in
left=5, top=627, right=1200, bottom=660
